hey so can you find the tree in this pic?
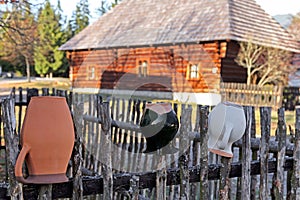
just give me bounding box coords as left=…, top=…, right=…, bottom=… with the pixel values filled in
left=288, top=12, right=300, bottom=41
left=257, top=47, right=293, bottom=86
left=235, top=40, right=294, bottom=86
left=96, top=0, right=122, bottom=16
left=34, top=0, right=65, bottom=77
left=235, top=41, right=264, bottom=85
left=0, top=1, right=36, bottom=82
left=70, top=0, right=90, bottom=35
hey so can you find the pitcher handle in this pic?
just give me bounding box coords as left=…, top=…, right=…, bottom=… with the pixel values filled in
left=219, top=123, right=233, bottom=150
left=15, top=144, right=31, bottom=183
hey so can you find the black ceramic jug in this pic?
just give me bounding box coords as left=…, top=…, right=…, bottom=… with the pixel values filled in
left=140, top=103, right=179, bottom=153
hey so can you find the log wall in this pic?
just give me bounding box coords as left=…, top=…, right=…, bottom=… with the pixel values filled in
left=67, top=42, right=230, bottom=93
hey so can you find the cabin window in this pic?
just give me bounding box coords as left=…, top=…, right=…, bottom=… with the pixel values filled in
left=187, top=63, right=200, bottom=79
left=87, top=66, right=95, bottom=80
left=137, top=60, right=148, bottom=77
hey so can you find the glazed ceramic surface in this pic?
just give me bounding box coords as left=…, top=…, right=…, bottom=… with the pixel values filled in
left=140, top=103, right=179, bottom=153
left=15, top=96, right=75, bottom=184
left=207, top=101, right=246, bottom=157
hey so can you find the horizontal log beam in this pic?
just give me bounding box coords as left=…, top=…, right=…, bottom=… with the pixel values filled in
left=83, top=114, right=141, bottom=132
left=193, top=133, right=295, bottom=156
left=0, top=158, right=293, bottom=199
left=232, top=137, right=294, bottom=156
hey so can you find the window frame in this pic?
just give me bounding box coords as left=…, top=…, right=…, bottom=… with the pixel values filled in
left=87, top=66, right=96, bottom=80
left=187, top=63, right=200, bottom=80
left=136, top=58, right=149, bottom=77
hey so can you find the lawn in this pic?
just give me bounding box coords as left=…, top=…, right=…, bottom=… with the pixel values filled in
left=0, top=77, right=71, bottom=91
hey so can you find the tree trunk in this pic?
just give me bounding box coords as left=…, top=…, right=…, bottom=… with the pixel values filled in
left=25, top=55, right=31, bottom=83
left=247, top=66, right=251, bottom=85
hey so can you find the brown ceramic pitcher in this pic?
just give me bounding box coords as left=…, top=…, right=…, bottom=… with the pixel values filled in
left=15, top=96, right=75, bottom=184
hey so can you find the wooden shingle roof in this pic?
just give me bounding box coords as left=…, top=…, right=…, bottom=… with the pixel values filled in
left=60, top=0, right=300, bottom=52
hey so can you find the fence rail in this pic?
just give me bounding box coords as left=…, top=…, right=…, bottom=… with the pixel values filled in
left=0, top=87, right=299, bottom=199
left=220, top=82, right=283, bottom=109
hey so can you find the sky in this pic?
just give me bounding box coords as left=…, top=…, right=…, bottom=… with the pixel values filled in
left=52, top=0, right=300, bottom=24
left=256, top=0, right=300, bottom=16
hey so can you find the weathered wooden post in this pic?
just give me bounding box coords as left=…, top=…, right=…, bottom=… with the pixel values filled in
left=289, top=106, right=300, bottom=199
left=219, top=157, right=231, bottom=200
left=250, top=106, right=257, bottom=199
left=241, top=106, right=252, bottom=199
left=156, top=153, right=167, bottom=200
left=129, top=175, right=140, bottom=200
left=38, top=184, right=52, bottom=200
left=17, top=87, right=23, bottom=134
left=179, top=106, right=192, bottom=199
left=272, top=107, right=286, bottom=200
left=72, top=94, right=84, bottom=199
left=1, top=98, right=23, bottom=199
left=100, top=102, right=113, bottom=199
left=199, top=106, right=209, bottom=199
left=26, top=88, right=39, bottom=104
left=41, top=88, right=49, bottom=96
left=259, top=107, right=271, bottom=199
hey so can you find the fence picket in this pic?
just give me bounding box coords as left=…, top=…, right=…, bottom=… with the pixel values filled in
left=2, top=98, right=23, bottom=199
left=288, top=106, right=300, bottom=199
left=241, top=106, right=252, bottom=199
left=260, top=107, right=272, bottom=199
left=72, top=94, right=84, bottom=199
left=100, top=102, right=113, bottom=199
left=199, top=106, right=209, bottom=199
left=272, top=108, right=286, bottom=200
left=179, top=107, right=192, bottom=199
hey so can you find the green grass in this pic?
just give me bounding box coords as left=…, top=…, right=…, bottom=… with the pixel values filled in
left=254, top=108, right=295, bottom=136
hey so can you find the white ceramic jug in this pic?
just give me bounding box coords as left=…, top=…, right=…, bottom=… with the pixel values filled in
left=207, top=101, right=246, bottom=157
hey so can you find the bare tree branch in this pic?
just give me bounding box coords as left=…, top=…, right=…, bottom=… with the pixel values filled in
left=236, top=40, right=294, bottom=86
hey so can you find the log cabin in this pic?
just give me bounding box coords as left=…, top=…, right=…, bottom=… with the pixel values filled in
left=60, top=0, right=300, bottom=105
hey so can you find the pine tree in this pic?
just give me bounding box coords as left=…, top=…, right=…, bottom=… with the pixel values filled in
left=96, top=0, right=122, bottom=16
left=34, top=0, right=65, bottom=77
left=65, top=20, right=74, bottom=39
left=71, top=0, right=90, bottom=35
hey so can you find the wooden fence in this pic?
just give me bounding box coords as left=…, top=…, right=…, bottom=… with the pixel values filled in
left=220, top=82, right=283, bottom=109
left=282, top=87, right=300, bottom=111
left=0, top=87, right=299, bottom=199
